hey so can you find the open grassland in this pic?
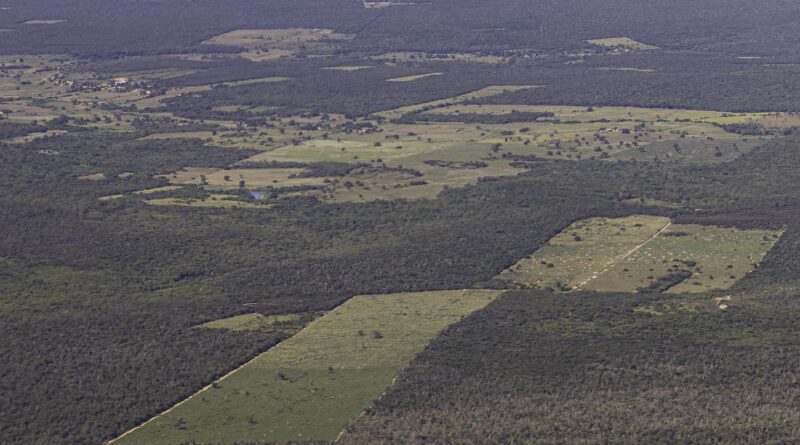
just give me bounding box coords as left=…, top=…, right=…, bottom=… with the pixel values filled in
left=202, top=28, right=353, bottom=61
left=197, top=313, right=306, bottom=332
left=597, top=67, right=657, bottom=73
left=586, top=37, right=658, bottom=50
left=435, top=104, right=766, bottom=124
left=591, top=224, right=783, bottom=293
left=18, top=60, right=792, bottom=206
left=413, top=104, right=769, bottom=163
left=500, top=215, right=671, bottom=291
left=22, top=20, right=66, bottom=25
left=372, top=51, right=507, bottom=64
left=218, top=101, right=781, bottom=202
left=2, top=129, right=68, bottom=144
left=114, top=290, right=501, bottom=444
left=500, top=215, right=782, bottom=293
left=322, top=65, right=375, bottom=71
left=145, top=195, right=263, bottom=209
left=386, top=72, right=444, bottom=82
left=162, top=167, right=329, bottom=189
left=375, top=85, right=540, bottom=120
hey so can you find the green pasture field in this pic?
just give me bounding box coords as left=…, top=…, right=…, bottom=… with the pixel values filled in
left=417, top=104, right=768, bottom=163
left=145, top=195, right=264, bottom=208
left=114, top=290, right=501, bottom=444
left=375, top=85, right=541, bottom=120
left=429, top=104, right=767, bottom=123
left=232, top=101, right=772, bottom=201
left=201, top=28, right=353, bottom=61
left=200, top=168, right=329, bottom=188
left=591, top=224, right=783, bottom=293
left=22, top=20, right=66, bottom=25
left=43, top=66, right=794, bottom=204
left=499, top=215, right=782, bottom=293
left=386, top=72, right=444, bottom=82
left=586, top=37, right=658, bottom=50
left=322, top=65, right=375, bottom=71
left=372, top=51, right=507, bottom=64
left=500, top=215, right=671, bottom=291
left=197, top=313, right=305, bottom=332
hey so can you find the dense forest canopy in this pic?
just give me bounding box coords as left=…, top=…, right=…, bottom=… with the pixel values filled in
left=0, top=0, right=800, bottom=56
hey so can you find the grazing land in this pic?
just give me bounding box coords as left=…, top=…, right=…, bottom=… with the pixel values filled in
left=197, top=313, right=310, bottom=332
left=586, top=37, right=658, bottom=50
left=593, top=224, right=782, bottom=293
left=114, top=290, right=501, bottom=444
left=202, top=28, right=354, bottom=61
left=386, top=72, right=444, bottom=82
left=500, top=215, right=782, bottom=293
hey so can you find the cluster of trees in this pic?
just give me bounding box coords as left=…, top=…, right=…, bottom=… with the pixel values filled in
left=5, top=0, right=800, bottom=58
left=161, top=62, right=505, bottom=119
left=151, top=52, right=800, bottom=122
left=467, top=54, right=800, bottom=112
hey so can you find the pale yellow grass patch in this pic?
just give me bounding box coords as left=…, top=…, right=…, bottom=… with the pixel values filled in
left=78, top=173, right=106, bottom=181
left=158, top=167, right=219, bottom=184
left=386, top=72, right=443, bottom=82
left=23, top=19, right=65, bottom=25
left=196, top=313, right=303, bottom=332
left=145, top=195, right=264, bottom=209
left=586, top=37, right=658, bottom=50
left=322, top=66, right=375, bottom=71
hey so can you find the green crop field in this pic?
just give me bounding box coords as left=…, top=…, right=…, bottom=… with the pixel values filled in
left=500, top=215, right=782, bottom=293
left=113, top=290, right=501, bottom=444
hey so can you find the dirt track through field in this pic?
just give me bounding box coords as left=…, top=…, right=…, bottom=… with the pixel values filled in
left=571, top=221, right=672, bottom=292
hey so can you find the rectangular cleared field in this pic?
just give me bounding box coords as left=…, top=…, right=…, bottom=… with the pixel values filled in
left=197, top=313, right=305, bottom=332
left=499, top=215, right=782, bottom=293
left=499, top=215, right=671, bottom=291
left=113, top=290, right=501, bottom=444
left=145, top=195, right=264, bottom=208
left=590, top=224, right=782, bottom=293
left=586, top=37, right=657, bottom=50
left=386, top=72, right=443, bottom=82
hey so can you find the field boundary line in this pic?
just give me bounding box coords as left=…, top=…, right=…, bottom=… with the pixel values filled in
left=571, top=220, right=672, bottom=292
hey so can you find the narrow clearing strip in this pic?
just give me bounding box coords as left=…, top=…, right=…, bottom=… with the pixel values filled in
left=571, top=221, right=672, bottom=292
